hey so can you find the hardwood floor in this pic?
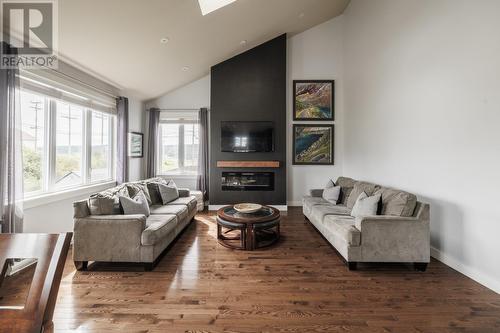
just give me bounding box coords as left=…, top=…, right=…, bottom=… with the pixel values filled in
left=51, top=207, right=500, bottom=332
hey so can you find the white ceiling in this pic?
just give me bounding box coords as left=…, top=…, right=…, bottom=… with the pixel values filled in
left=58, top=0, right=349, bottom=100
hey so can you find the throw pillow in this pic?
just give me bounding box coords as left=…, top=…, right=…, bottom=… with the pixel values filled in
left=322, top=185, right=341, bottom=204
left=158, top=183, right=179, bottom=204
left=126, top=183, right=152, bottom=206
left=351, top=192, right=381, bottom=218
left=119, top=191, right=150, bottom=217
left=146, top=182, right=163, bottom=205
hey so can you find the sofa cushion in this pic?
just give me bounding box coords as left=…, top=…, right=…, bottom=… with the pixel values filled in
left=375, top=187, right=417, bottom=217
left=126, top=183, right=152, bottom=206
left=150, top=204, right=188, bottom=221
left=141, top=214, right=177, bottom=246
left=323, top=215, right=361, bottom=246
left=167, top=196, right=197, bottom=212
left=89, top=185, right=129, bottom=215
left=336, top=177, right=357, bottom=205
left=119, top=192, right=150, bottom=217
left=302, top=196, right=328, bottom=217
left=310, top=204, right=352, bottom=223
left=346, top=181, right=380, bottom=209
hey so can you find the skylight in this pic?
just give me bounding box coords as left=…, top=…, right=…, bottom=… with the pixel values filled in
left=198, top=0, right=237, bottom=16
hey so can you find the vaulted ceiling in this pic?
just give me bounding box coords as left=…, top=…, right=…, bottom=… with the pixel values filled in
left=58, top=0, right=349, bottom=100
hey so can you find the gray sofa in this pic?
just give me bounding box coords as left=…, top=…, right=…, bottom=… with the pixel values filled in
left=72, top=177, right=198, bottom=271
left=303, top=177, right=430, bottom=271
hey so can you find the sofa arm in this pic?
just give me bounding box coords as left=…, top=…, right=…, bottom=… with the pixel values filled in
left=355, top=215, right=430, bottom=262
left=178, top=188, right=190, bottom=197
left=309, top=189, right=324, bottom=197
left=73, top=215, right=146, bottom=262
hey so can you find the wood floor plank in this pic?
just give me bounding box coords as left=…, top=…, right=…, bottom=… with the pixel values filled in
left=47, top=207, right=500, bottom=332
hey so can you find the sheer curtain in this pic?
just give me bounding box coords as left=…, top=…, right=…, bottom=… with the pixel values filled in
left=146, top=108, right=160, bottom=178
left=116, top=97, right=129, bottom=184
left=197, top=108, right=209, bottom=201
left=0, top=42, right=23, bottom=233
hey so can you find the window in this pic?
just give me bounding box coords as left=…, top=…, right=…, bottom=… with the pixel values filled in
left=20, top=91, right=47, bottom=194
left=91, top=111, right=113, bottom=182
left=158, top=115, right=199, bottom=176
left=18, top=89, right=116, bottom=198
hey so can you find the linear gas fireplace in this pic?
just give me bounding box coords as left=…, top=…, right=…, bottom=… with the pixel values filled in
left=221, top=172, right=274, bottom=191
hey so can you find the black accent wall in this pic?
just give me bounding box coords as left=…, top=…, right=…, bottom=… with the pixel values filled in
left=210, top=34, right=287, bottom=205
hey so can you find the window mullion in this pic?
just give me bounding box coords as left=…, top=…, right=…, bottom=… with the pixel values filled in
left=83, top=109, right=91, bottom=184
left=179, top=124, right=185, bottom=170
left=47, top=99, right=57, bottom=191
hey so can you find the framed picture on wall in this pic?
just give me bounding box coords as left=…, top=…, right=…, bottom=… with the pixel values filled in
left=292, top=124, right=334, bottom=165
left=293, top=80, right=334, bottom=121
left=128, top=132, right=144, bottom=158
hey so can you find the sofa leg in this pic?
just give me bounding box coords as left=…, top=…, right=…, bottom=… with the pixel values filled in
left=74, top=261, right=87, bottom=271
left=414, top=263, right=428, bottom=272
left=348, top=262, right=357, bottom=271
left=144, top=263, right=154, bottom=271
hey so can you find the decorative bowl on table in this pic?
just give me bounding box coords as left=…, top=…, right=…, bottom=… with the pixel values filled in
left=233, top=203, right=262, bottom=214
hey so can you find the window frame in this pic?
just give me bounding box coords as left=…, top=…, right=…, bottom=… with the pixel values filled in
left=20, top=87, right=117, bottom=199
left=157, top=118, right=199, bottom=177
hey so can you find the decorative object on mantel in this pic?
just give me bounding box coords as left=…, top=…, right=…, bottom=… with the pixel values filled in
left=217, top=161, right=280, bottom=168
left=128, top=132, right=144, bottom=158
left=293, top=80, right=334, bottom=121
left=293, top=124, right=334, bottom=165
left=234, top=203, right=262, bottom=214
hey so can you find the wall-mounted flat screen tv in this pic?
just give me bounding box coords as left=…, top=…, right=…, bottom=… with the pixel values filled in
left=221, top=121, right=274, bottom=152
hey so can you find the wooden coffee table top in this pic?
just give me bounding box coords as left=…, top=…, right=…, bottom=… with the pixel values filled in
left=217, top=205, right=280, bottom=224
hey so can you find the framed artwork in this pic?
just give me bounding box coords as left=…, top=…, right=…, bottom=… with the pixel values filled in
left=293, top=80, right=334, bottom=121
left=128, top=132, right=143, bottom=158
left=292, top=124, right=334, bottom=165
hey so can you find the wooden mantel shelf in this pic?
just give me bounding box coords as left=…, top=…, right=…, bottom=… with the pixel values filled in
left=217, top=161, right=280, bottom=168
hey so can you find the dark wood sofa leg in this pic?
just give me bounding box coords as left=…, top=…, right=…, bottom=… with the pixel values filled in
left=414, top=263, right=428, bottom=272
left=348, top=262, right=357, bottom=271
left=74, top=261, right=87, bottom=271
left=144, top=263, right=154, bottom=271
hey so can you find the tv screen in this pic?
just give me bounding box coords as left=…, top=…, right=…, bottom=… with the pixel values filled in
left=221, top=121, right=274, bottom=152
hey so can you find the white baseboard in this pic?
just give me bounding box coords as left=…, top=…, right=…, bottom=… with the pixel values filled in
left=287, top=201, right=302, bottom=207
left=208, top=205, right=288, bottom=211
left=431, top=246, right=500, bottom=294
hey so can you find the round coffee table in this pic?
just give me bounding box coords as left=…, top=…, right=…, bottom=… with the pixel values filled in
left=217, top=205, right=280, bottom=250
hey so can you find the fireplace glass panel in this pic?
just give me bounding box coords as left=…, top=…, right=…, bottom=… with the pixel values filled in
left=222, top=172, right=274, bottom=191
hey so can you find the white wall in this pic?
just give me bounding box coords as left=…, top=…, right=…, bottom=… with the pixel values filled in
left=127, top=96, right=145, bottom=181
left=146, top=75, right=210, bottom=110
left=343, top=0, right=500, bottom=293
left=287, top=16, right=344, bottom=206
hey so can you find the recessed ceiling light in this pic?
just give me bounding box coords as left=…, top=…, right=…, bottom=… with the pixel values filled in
left=160, top=37, right=170, bottom=44
left=182, top=66, right=190, bottom=71
left=240, top=40, right=247, bottom=46
left=198, top=0, right=237, bottom=16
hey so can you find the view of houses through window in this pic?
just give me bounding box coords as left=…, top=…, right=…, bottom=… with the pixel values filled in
left=19, top=90, right=116, bottom=197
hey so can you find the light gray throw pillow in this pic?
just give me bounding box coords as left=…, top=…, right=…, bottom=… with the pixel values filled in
left=158, top=183, right=179, bottom=204
left=322, top=185, right=341, bottom=204
left=119, top=191, right=150, bottom=217
left=351, top=192, right=381, bottom=218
